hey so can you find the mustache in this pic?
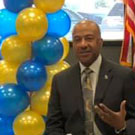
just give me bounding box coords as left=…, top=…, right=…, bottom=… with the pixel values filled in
left=79, top=49, right=92, bottom=53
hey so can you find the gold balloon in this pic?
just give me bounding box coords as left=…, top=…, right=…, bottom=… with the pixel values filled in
left=46, top=61, right=70, bottom=85
left=34, top=0, right=65, bottom=13
left=31, top=84, right=51, bottom=116
left=60, top=37, right=70, bottom=61
left=13, top=111, right=45, bottom=135
left=25, top=105, right=31, bottom=111
left=1, top=35, right=31, bottom=64
left=0, top=60, right=19, bottom=84
left=16, top=8, right=48, bottom=41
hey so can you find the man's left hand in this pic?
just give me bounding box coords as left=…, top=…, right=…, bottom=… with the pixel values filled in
left=94, top=100, right=126, bottom=130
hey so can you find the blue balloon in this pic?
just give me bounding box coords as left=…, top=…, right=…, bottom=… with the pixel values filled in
left=0, top=115, right=15, bottom=135
left=0, top=36, right=2, bottom=42
left=17, top=60, right=47, bottom=91
left=3, top=0, right=33, bottom=13
left=0, top=9, right=17, bottom=38
left=42, top=116, right=48, bottom=135
left=0, top=83, right=29, bottom=116
left=42, top=115, right=48, bottom=122
left=47, top=9, right=71, bottom=38
left=32, top=35, right=63, bottom=65
left=0, top=36, right=2, bottom=48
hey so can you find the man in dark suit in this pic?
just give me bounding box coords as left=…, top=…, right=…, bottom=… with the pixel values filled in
left=46, top=20, right=135, bottom=135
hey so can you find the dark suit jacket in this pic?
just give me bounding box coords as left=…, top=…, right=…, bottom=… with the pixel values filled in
left=46, top=58, right=135, bottom=135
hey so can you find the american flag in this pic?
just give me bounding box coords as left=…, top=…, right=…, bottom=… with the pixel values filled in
left=120, top=0, right=135, bottom=71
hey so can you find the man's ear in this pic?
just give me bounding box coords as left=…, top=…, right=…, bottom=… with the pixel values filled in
left=99, top=38, right=103, bottom=47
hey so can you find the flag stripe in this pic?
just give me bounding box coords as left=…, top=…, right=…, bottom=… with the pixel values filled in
left=127, top=6, right=135, bottom=23
left=120, top=21, right=130, bottom=62
left=126, top=16, right=135, bottom=38
left=128, top=0, right=135, bottom=11
left=120, top=0, right=135, bottom=69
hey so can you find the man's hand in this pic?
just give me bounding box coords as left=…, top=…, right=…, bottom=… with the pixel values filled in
left=94, top=100, right=126, bottom=130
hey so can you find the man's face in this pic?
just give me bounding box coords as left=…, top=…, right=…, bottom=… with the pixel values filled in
left=72, top=21, right=103, bottom=67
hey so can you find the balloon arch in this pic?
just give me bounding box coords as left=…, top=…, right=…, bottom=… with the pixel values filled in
left=0, top=0, right=71, bottom=134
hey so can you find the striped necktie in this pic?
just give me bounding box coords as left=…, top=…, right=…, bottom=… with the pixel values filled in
left=82, top=68, right=95, bottom=135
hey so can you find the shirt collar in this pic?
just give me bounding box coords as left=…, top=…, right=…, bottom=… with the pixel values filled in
left=79, top=54, right=102, bottom=74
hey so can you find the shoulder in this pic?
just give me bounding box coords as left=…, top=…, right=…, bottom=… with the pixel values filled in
left=53, top=63, right=80, bottom=80
left=104, top=59, right=134, bottom=79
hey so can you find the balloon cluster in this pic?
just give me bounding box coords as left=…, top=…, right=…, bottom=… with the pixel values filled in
left=0, top=0, right=71, bottom=135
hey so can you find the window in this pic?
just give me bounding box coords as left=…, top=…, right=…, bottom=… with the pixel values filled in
left=63, top=0, right=124, bottom=41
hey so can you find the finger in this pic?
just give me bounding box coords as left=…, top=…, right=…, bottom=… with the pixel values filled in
left=95, top=105, right=104, bottom=115
left=99, top=103, right=114, bottom=114
left=98, top=103, right=117, bottom=121
left=94, top=105, right=108, bottom=120
left=120, top=100, right=126, bottom=115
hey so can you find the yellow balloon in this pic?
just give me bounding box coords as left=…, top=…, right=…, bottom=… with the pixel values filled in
left=31, top=85, right=51, bottom=116
left=1, top=35, right=31, bottom=64
left=16, top=8, right=48, bottom=41
left=25, top=105, right=31, bottom=111
left=34, top=0, right=65, bottom=13
left=13, top=111, right=45, bottom=135
left=0, top=60, right=19, bottom=84
left=46, top=61, right=70, bottom=85
left=60, top=37, right=70, bottom=61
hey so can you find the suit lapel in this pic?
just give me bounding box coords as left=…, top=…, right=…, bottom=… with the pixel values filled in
left=94, top=58, right=113, bottom=105
left=69, top=59, right=114, bottom=117
left=69, top=63, right=85, bottom=117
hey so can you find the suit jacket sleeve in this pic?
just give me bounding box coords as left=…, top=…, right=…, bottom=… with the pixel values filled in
left=46, top=75, right=65, bottom=135
left=124, top=71, right=135, bottom=135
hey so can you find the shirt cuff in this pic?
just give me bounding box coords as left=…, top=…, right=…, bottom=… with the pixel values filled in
left=115, top=122, right=126, bottom=134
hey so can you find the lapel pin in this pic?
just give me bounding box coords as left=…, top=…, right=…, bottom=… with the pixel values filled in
left=104, top=75, right=108, bottom=80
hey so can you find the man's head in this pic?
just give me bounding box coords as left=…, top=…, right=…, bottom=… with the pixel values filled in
left=72, top=20, right=103, bottom=67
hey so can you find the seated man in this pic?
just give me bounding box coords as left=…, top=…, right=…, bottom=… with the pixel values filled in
left=46, top=20, right=135, bottom=135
